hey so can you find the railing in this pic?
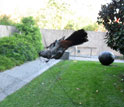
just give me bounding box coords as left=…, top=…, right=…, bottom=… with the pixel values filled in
left=67, top=46, right=97, bottom=57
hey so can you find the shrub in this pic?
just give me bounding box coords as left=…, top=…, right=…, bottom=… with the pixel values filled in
left=0, top=36, right=37, bottom=62
left=0, top=16, right=43, bottom=71
left=0, top=55, right=16, bottom=72
left=15, top=17, right=43, bottom=52
left=97, top=0, right=124, bottom=55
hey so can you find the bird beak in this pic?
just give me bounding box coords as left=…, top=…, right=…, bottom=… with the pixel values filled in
left=39, top=50, right=51, bottom=59
left=86, top=38, right=88, bottom=41
left=84, top=37, right=88, bottom=42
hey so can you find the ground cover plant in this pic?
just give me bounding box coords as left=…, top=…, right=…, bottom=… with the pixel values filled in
left=0, top=17, right=43, bottom=71
left=0, top=61, right=124, bottom=107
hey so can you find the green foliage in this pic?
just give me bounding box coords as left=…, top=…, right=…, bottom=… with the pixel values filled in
left=64, top=20, right=76, bottom=30
left=0, top=16, right=43, bottom=71
left=0, top=36, right=37, bottom=62
left=64, top=18, right=103, bottom=31
left=0, top=14, right=15, bottom=25
left=35, top=0, right=104, bottom=31
left=36, top=0, right=72, bottom=29
left=0, top=55, right=16, bottom=71
left=97, top=0, right=124, bottom=55
left=83, top=23, right=99, bottom=31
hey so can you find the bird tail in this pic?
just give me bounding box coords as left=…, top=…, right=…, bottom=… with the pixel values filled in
left=65, top=29, right=88, bottom=47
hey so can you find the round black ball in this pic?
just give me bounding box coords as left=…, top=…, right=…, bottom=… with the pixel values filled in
left=98, top=51, right=115, bottom=66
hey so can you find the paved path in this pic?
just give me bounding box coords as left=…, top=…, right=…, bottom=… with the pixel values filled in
left=70, top=56, right=124, bottom=63
left=0, top=58, right=60, bottom=102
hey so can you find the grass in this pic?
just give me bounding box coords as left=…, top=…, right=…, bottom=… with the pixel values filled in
left=0, top=60, right=124, bottom=107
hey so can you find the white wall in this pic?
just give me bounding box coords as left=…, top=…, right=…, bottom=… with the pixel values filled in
left=0, top=25, right=18, bottom=38
left=41, top=29, right=123, bottom=57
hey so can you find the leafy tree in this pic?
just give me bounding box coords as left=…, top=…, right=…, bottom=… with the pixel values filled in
left=97, top=0, right=124, bottom=55
left=83, top=23, right=99, bottom=31
left=0, top=14, right=15, bottom=25
left=36, top=0, right=72, bottom=29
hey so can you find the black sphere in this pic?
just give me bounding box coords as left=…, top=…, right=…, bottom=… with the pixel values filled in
left=98, top=51, right=115, bottom=66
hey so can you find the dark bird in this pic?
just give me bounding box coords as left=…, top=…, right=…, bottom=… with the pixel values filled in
left=39, top=29, right=88, bottom=61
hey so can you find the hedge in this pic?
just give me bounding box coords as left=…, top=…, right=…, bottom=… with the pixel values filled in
left=0, top=17, right=43, bottom=71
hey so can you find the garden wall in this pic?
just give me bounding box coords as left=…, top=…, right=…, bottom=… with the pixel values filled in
left=41, top=29, right=123, bottom=57
left=0, top=25, right=18, bottom=38
left=0, top=25, right=122, bottom=57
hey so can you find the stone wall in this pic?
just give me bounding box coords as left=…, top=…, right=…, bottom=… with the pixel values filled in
left=0, top=25, right=122, bottom=57
left=0, top=25, right=18, bottom=38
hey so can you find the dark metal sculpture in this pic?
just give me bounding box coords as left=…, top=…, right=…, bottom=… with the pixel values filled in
left=98, top=51, right=115, bottom=66
left=39, top=29, right=88, bottom=61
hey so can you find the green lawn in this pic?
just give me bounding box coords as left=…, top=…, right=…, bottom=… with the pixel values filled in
left=0, top=61, right=124, bottom=107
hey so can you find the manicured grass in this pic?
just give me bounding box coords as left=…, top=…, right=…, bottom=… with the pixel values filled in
left=0, top=61, right=124, bottom=107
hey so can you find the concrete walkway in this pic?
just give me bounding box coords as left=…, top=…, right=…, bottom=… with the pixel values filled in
left=0, top=58, right=60, bottom=102
left=70, top=56, right=124, bottom=63
left=0, top=56, right=123, bottom=102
